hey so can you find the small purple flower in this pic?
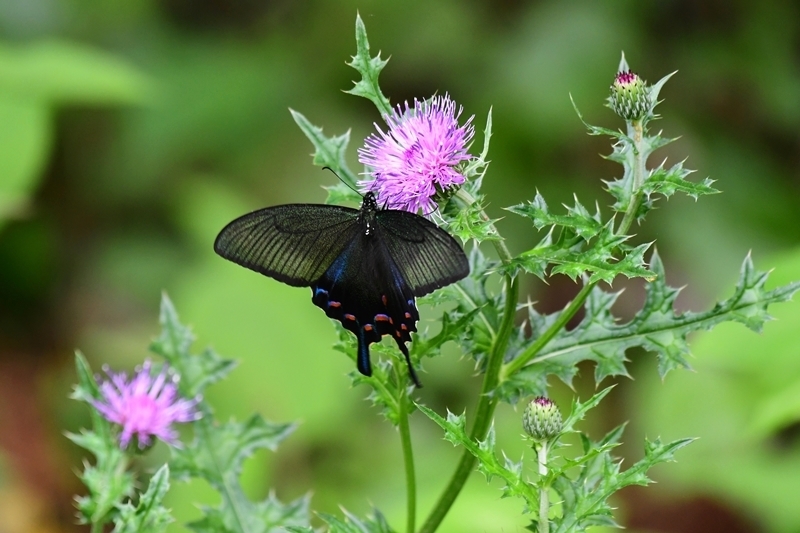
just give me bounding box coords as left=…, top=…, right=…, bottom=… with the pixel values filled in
left=92, top=360, right=200, bottom=449
left=358, top=94, right=475, bottom=214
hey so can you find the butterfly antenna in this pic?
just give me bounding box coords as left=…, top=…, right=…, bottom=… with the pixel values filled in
left=322, top=166, right=363, bottom=197
left=420, top=201, right=447, bottom=220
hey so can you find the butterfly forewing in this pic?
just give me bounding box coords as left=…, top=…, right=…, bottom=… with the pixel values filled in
left=214, top=204, right=360, bottom=286
left=376, top=210, right=470, bottom=296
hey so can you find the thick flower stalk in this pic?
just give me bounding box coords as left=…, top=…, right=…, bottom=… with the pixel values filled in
left=92, top=360, right=200, bottom=449
left=358, top=94, right=475, bottom=214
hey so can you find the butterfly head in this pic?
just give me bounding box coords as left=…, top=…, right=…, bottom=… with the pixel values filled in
left=362, top=191, right=379, bottom=210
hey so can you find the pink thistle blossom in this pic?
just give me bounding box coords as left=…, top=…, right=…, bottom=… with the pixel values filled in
left=92, top=360, right=200, bottom=449
left=358, top=94, right=475, bottom=214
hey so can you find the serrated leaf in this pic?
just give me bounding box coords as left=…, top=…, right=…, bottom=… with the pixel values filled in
left=317, top=514, right=356, bottom=533
left=344, top=13, right=392, bottom=116
left=643, top=159, right=718, bottom=200
left=149, top=294, right=236, bottom=398
left=173, top=413, right=307, bottom=533
left=570, top=94, right=625, bottom=140
left=499, top=250, right=800, bottom=402
left=290, top=109, right=359, bottom=191
left=506, top=192, right=603, bottom=240
left=605, top=133, right=707, bottom=221
left=551, top=240, right=654, bottom=285
left=560, top=388, right=615, bottom=435
left=504, top=187, right=656, bottom=283
left=71, top=351, right=101, bottom=401
left=551, top=428, right=692, bottom=533
left=505, top=216, right=654, bottom=284
left=647, top=70, right=678, bottom=109
left=323, top=182, right=364, bottom=206
left=420, top=246, right=503, bottom=371
left=444, top=188, right=501, bottom=243
left=75, top=450, right=134, bottom=525
left=345, top=508, right=395, bottom=533
left=416, top=404, right=538, bottom=510
left=112, top=465, right=172, bottom=533
left=145, top=295, right=310, bottom=533
left=70, top=352, right=115, bottom=446
left=150, top=293, right=194, bottom=360
left=410, top=307, right=481, bottom=360
left=171, top=415, right=296, bottom=485
left=187, top=493, right=310, bottom=533
left=316, top=507, right=395, bottom=533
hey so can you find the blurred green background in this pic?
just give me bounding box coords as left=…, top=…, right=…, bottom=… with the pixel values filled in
left=1, top=1, right=799, bottom=532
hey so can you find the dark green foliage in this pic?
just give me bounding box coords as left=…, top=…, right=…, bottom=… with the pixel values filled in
left=111, top=465, right=173, bottom=533
left=151, top=295, right=311, bottom=533
left=499, top=251, right=800, bottom=402
left=418, top=389, right=694, bottom=533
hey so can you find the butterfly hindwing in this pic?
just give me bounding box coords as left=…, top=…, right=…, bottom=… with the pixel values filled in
left=375, top=210, right=470, bottom=296
left=214, top=204, right=360, bottom=286
left=310, top=228, right=421, bottom=384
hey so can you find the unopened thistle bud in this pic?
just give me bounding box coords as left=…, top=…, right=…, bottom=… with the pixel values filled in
left=609, top=70, right=651, bottom=121
left=523, top=396, right=563, bottom=441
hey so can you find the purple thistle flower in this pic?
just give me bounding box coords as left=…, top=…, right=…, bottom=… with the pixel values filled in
left=358, top=94, right=475, bottom=214
left=91, top=360, right=200, bottom=449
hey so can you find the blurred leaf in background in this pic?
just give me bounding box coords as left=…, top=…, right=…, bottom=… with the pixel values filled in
left=0, top=28, right=152, bottom=533
left=635, top=248, right=800, bottom=533
left=0, top=40, right=150, bottom=228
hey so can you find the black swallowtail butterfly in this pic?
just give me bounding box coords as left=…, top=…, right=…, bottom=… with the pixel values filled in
left=214, top=192, right=469, bottom=386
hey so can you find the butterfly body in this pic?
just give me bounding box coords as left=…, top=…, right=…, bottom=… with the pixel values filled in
left=214, top=192, right=468, bottom=386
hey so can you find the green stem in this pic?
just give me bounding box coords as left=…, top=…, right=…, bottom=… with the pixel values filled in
left=617, top=119, right=645, bottom=235
left=500, top=281, right=593, bottom=380
left=417, top=191, right=516, bottom=533
left=537, top=442, right=549, bottom=533
left=418, top=275, right=519, bottom=533
left=397, top=374, right=417, bottom=533
left=500, top=117, right=647, bottom=383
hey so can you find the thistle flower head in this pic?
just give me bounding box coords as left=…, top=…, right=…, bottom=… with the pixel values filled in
left=523, top=396, right=563, bottom=442
left=609, top=70, right=651, bottom=121
left=91, top=360, right=200, bottom=449
left=358, top=94, right=475, bottom=214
